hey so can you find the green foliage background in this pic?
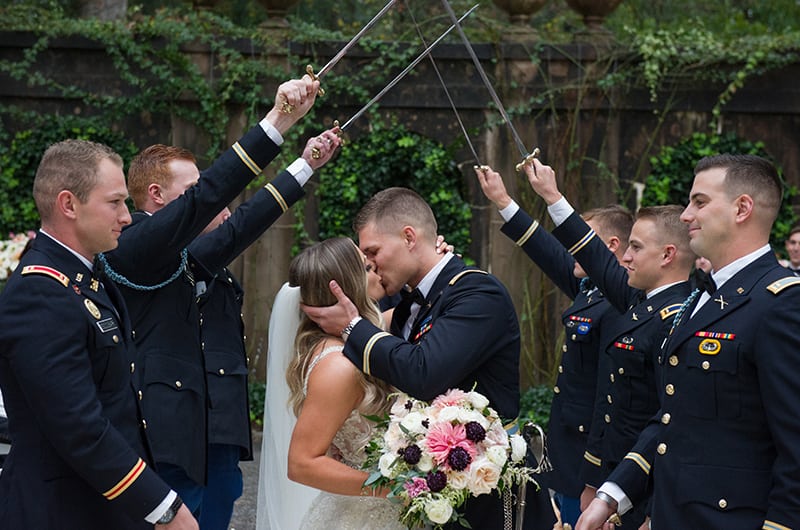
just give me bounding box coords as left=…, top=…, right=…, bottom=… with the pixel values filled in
left=0, top=116, right=138, bottom=235
left=315, top=121, right=472, bottom=256
left=641, top=132, right=797, bottom=251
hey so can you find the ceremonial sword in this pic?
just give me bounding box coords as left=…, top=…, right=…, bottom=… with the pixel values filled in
left=403, top=0, right=486, bottom=171
left=335, top=4, right=479, bottom=133
left=305, top=0, right=398, bottom=96
left=440, top=0, right=540, bottom=172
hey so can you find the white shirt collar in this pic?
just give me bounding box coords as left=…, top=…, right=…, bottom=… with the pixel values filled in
left=38, top=229, right=93, bottom=271
left=710, top=244, right=772, bottom=290
left=413, top=252, right=454, bottom=299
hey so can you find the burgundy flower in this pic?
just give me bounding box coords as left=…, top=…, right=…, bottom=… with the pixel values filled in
left=426, top=470, right=447, bottom=492
left=464, top=421, right=486, bottom=442
left=448, top=446, right=472, bottom=471
left=403, top=444, right=422, bottom=465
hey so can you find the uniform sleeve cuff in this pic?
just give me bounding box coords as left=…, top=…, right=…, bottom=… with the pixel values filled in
left=547, top=196, right=574, bottom=226
left=599, top=482, right=633, bottom=515
left=259, top=117, right=284, bottom=146
left=499, top=200, right=520, bottom=222
left=145, top=490, right=177, bottom=524
left=287, top=158, right=313, bottom=187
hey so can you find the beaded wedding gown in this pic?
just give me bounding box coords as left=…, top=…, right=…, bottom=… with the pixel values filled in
left=298, top=346, right=405, bottom=530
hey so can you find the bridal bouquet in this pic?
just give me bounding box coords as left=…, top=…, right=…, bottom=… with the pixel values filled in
left=363, top=388, right=535, bottom=529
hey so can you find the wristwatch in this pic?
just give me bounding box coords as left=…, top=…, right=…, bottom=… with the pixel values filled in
left=341, top=316, right=362, bottom=340
left=156, top=495, right=183, bottom=525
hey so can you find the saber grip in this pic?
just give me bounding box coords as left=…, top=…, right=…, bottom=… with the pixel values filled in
left=515, top=147, right=541, bottom=173
left=306, top=65, right=326, bottom=97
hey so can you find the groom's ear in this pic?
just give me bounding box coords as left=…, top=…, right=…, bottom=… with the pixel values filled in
left=402, top=225, right=417, bottom=250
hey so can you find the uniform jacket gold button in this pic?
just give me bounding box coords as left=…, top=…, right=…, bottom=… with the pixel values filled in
left=657, top=443, right=667, bottom=455
left=578, top=425, right=585, bottom=432
left=610, top=373, right=615, bottom=383
left=571, top=334, right=577, bottom=341
left=142, top=419, right=147, bottom=429
left=112, top=335, right=119, bottom=343
left=665, top=384, right=675, bottom=395
left=604, top=414, right=611, bottom=423
left=132, top=330, right=136, bottom=340
left=199, top=318, right=203, bottom=326
left=607, top=395, right=613, bottom=404
left=175, top=381, right=182, bottom=388
left=669, top=355, right=679, bottom=366
left=558, top=365, right=564, bottom=373
left=718, top=499, right=727, bottom=509
left=562, top=344, right=568, bottom=353
left=702, top=360, right=710, bottom=370
left=130, top=362, right=135, bottom=373
left=138, top=390, right=143, bottom=400
left=219, top=368, right=225, bottom=375
left=661, top=413, right=671, bottom=424
left=618, top=367, right=625, bottom=375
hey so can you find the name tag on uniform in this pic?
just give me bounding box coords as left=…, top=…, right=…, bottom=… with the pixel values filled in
left=96, top=318, right=118, bottom=333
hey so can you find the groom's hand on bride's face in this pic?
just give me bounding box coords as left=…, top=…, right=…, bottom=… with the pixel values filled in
left=300, top=280, right=359, bottom=337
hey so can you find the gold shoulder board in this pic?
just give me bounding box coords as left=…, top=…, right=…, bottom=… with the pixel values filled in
left=21, top=265, right=69, bottom=287
left=767, top=276, right=800, bottom=294
left=449, top=269, right=488, bottom=286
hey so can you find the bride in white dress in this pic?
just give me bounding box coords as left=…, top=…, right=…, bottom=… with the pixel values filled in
left=257, top=237, right=404, bottom=530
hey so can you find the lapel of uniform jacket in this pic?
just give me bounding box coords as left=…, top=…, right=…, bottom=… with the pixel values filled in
left=668, top=255, right=774, bottom=350
left=409, top=256, right=464, bottom=343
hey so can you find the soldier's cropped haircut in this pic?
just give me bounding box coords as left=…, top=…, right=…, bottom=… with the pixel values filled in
left=33, top=139, right=123, bottom=222
left=583, top=204, right=634, bottom=245
left=127, top=144, right=196, bottom=210
left=695, top=154, right=782, bottom=223
left=636, top=204, right=696, bottom=267
left=353, top=187, right=438, bottom=242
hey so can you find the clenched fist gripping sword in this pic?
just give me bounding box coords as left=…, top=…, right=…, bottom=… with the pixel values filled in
left=441, top=0, right=540, bottom=173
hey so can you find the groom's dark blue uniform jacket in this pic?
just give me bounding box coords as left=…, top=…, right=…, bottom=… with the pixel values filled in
left=344, top=255, right=556, bottom=530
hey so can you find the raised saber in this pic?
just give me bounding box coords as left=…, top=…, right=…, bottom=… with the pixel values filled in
left=337, top=4, right=479, bottom=132
left=440, top=0, right=540, bottom=172
left=403, top=0, right=485, bottom=170
left=306, top=0, right=398, bottom=96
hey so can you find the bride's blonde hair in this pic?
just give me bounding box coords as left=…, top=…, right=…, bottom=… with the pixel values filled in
left=285, top=237, right=393, bottom=417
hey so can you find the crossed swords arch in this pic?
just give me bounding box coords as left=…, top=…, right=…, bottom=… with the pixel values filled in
left=303, top=0, right=540, bottom=173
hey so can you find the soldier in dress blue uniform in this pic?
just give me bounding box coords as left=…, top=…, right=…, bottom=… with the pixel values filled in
left=476, top=166, right=634, bottom=529
left=522, top=159, right=694, bottom=529
left=182, top=131, right=339, bottom=529
left=0, top=140, right=194, bottom=528
left=99, top=76, right=321, bottom=515
left=577, top=154, right=800, bottom=530
left=302, top=187, right=557, bottom=530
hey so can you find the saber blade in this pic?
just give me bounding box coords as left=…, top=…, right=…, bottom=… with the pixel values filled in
left=440, top=0, right=539, bottom=171
left=404, top=0, right=483, bottom=169
left=306, top=0, right=398, bottom=95
left=338, top=4, right=479, bottom=132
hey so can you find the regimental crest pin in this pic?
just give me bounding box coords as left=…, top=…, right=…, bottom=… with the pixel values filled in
left=84, top=298, right=102, bottom=320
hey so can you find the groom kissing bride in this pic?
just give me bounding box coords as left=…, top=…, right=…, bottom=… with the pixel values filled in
left=302, top=187, right=557, bottom=530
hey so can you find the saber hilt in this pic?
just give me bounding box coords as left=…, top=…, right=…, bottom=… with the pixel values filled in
left=515, top=147, right=541, bottom=173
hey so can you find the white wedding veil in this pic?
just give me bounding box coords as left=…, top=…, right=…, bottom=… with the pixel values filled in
left=256, top=282, right=318, bottom=529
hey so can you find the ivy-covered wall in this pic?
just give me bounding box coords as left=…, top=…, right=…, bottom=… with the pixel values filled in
left=2, top=23, right=799, bottom=387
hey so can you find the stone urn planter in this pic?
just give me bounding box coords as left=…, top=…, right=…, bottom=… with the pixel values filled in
left=257, top=0, right=299, bottom=27
left=565, top=0, right=623, bottom=40
left=491, top=0, right=549, bottom=40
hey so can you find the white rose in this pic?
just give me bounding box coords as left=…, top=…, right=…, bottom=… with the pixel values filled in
left=417, top=452, right=435, bottom=472
left=459, top=409, right=489, bottom=428
left=485, top=444, right=508, bottom=468
left=447, top=470, right=470, bottom=490
left=384, top=422, right=406, bottom=453
left=425, top=498, right=454, bottom=525
left=467, top=391, right=490, bottom=410
left=400, top=411, right=428, bottom=434
left=379, top=452, right=398, bottom=478
left=485, top=423, right=509, bottom=447
left=509, top=434, right=527, bottom=463
left=436, top=406, right=460, bottom=424
left=467, top=456, right=501, bottom=496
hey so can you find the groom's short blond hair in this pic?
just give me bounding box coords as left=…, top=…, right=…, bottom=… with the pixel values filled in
left=353, top=187, right=438, bottom=242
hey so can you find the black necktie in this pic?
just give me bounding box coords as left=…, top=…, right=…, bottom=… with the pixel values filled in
left=400, top=287, right=426, bottom=306
left=693, top=268, right=717, bottom=295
